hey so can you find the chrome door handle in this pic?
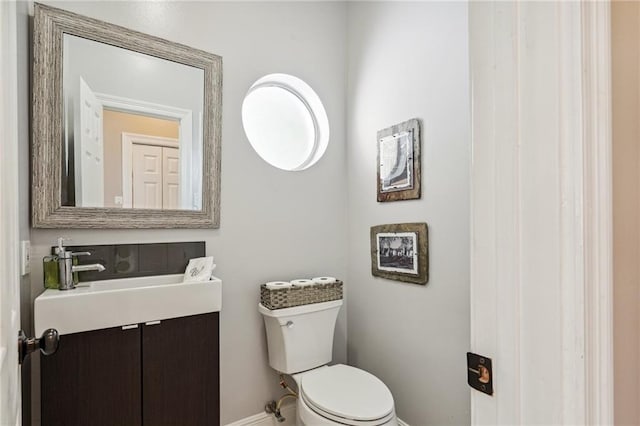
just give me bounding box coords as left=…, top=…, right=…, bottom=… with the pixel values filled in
left=18, top=328, right=59, bottom=364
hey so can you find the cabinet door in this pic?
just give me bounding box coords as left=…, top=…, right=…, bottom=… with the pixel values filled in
left=142, top=313, right=219, bottom=426
left=41, top=325, right=142, bottom=426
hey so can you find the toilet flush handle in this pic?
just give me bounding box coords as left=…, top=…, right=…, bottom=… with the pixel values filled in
left=284, top=321, right=294, bottom=329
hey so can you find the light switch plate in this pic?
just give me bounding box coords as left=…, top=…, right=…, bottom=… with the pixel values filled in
left=20, top=240, right=30, bottom=276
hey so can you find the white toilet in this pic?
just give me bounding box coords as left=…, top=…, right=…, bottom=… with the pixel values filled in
left=259, top=299, right=398, bottom=425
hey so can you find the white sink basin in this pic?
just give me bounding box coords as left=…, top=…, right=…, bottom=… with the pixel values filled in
left=34, top=274, right=222, bottom=336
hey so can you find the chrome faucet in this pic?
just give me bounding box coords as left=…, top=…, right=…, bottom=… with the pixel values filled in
left=55, top=238, right=105, bottom=290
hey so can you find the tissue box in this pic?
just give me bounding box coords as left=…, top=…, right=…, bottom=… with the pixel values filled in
left=260, top=280, right=343, bottom=310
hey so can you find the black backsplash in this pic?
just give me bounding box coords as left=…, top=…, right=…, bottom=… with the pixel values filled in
left=51, top=242, right=206, bottom=282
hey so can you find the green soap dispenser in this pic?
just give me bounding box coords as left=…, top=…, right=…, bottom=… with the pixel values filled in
left=43, top=255, right=59, bottom=289
left=43, top=253, right=80, bottom=289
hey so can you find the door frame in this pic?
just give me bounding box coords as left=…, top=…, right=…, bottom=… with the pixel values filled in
left=582, top=3, right=614, bottom=422
left=96, top=92, right=194, bottom=209
left=0, top=0, right=22, bottom=424
left=469, top=1, right=613, bottom=424
left=121, top=132, right=179, bottom=209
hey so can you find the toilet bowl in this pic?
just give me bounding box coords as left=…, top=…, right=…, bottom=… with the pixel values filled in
left=258, top=300, right=398, bottom=426
left=293, top=364, right=397, bottom=426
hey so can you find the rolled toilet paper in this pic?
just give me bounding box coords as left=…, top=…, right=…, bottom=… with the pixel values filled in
left=265, top=281, right=293, bottom=290
left=291, top=279, right=315, bottom=287
left=312, top=276, right=338, bottom=284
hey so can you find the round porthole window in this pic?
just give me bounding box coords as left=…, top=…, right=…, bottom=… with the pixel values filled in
left=241, top=73, right=329, bottom=171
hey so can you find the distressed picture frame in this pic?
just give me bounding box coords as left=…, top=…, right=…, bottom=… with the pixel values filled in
left=376, top=118, right=421, bottom=202
left=370, top=222, right=429, bottom=285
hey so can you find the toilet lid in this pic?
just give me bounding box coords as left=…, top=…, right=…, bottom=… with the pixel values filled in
left=300, top=364, right=394, bottom=422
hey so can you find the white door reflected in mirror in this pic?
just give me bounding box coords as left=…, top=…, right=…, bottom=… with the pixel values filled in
left=76, top=77, right=105, bottom=207
left=62, top=33, right=204, bottom=211
left=129, top=137, right=180, bottom=210
left=241, top=74, right=329, bottom=171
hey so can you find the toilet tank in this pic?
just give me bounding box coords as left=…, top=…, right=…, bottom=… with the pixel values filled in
left=258, top=300, right=342, bottom=374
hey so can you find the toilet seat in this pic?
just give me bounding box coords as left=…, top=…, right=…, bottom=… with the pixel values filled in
left=299, top=364, right=395, bottom=426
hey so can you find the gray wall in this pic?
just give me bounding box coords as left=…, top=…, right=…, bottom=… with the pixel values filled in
left=27, top=2, right=348, bottom=424
left=64, top=34, right=204, bottom=116
left=346, top=2, right=470, bottom=425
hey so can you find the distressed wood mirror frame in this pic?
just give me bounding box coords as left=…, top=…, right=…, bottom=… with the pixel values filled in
left=32, top=3, right=222, bottom=228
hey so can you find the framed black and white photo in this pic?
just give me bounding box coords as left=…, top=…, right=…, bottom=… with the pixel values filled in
left=370, top=222, right=428, bottom=285
left=377, top=118, right=421, bottom=202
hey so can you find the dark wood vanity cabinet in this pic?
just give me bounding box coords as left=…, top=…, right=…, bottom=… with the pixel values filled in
left=41, top=324, right=142, bottom=426
left=142, top=313, right=220, bottom=425
left=41, top=313, right=220, bottom=426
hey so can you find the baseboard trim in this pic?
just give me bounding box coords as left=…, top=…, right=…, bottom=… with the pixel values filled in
left=225, top=404, right=409, bottom=426
left=225, top=404, right=296, bottom=426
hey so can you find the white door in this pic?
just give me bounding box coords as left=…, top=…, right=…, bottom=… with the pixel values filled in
left=0, top=1, right=22, bottom=424
left=469, top=2, right=613, bottom=425
left=75, top=77, right=104, bottom=207
left=132, top=144, right=163, bottom=209
left=162, top=147, right=180, bottom=209
left=123, top=134, right=181, bottom=210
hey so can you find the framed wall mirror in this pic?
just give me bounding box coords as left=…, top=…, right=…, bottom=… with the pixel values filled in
left=32, top=3, right=222, bottom=228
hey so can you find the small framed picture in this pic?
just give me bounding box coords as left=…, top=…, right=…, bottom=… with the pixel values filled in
left=377, top=118, right=421, bottom=202
left=370, top=222, right=428, bottom=285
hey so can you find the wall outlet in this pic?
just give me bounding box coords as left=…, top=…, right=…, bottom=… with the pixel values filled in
left=20, top=240, right=30, bottom=276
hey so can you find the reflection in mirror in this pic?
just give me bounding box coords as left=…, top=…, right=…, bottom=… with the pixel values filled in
left=62, top=34, right=204, bottom=210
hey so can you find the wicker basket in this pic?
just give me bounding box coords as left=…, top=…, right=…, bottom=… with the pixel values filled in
left=260, top=280, right=343, bottom=310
